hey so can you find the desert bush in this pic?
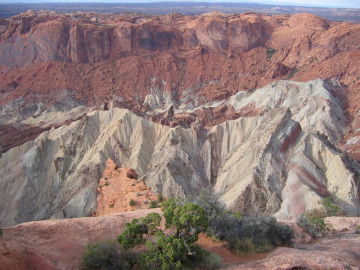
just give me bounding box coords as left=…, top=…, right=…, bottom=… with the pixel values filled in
left=321, top=197, right=340, bottom=216
left=194, top=187, right=294, bottom=254
left=266, top=47, right=277, bottom=59
left=149, top=200, right=158, bottom=208
left=232, top=238, right=255, bottom=254
left=196, top=249, right=222, bottom=269
left=303, top=208, right=327, bottom=220
left=82, top=239, right=135, bottom=270
left=157, top=193, right=164, bottom=203
left=287, top=68, right=299, bottom=79
left=355, top=225, right=360, bottom=234
left=223, top=215, right=294, bottom=253
left=296, top=213, right=328, bottom=238
left=193, top=187, right=232, bottom=239
left=271, top=221, right=295, bottom=246
left=129, top=199, right=136, bottom=207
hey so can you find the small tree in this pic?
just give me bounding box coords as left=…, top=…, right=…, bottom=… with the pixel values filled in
left=118, top=199, right=210, bottom=269
left=117, top=213, right=161, bottom=250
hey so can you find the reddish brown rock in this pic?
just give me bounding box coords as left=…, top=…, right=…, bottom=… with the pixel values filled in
left=0, top=209, right=162, bottom=270
left=95, top=159, right=160, bottom=216
left=1, top=11, right=360, bottom=158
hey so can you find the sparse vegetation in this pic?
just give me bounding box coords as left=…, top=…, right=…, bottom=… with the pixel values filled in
left=321, top=197, right=340, bottom=216
left=0, top=228, right=2, bottom=237
left=194, top=187, right=294, bottom=254
left=129, top=199, right=136, bottom=207
left=297, top=198, right=342, bottom=238
left=310, top=56, right=318, bottom=63
left=266, top=47, right=277, bottom=60
left=287, top=67, right=299, bottom=79
left=157, top=193, right=164, bottom=203
left=355, top=225, right=360, bottom=234
left=296, top=210, right=328, bottom=238
left=196, top=249, right=222, bottom=269
left=149, top=200, right=158, bottom=208
left=104, top=180, right=110, bottom=187
left=232, top=238, right=255, bottom=254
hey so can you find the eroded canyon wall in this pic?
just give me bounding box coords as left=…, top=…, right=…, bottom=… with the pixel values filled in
left=0, top=79, right=359, bottom=226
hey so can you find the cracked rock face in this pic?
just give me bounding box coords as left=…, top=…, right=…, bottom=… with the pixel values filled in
left=0, top=79, right=359, bottom=226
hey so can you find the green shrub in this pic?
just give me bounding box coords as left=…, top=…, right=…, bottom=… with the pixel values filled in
left=355, top=225, right=360, bottom=234
left=231, top=238, right=255, bottom=254
left=311, top=216, right=327, bottom=233
left=296, top=213, right=328, bottom=238
left=117, top=214, right=161, bottom=250
left=287, top=68, right=299, bottom=79
left=196, top=249, right=222, bottom=269
left=0, top=228, right=2, bottom=237
left=117, top=218, right=148, bottom=250
left=266, top=47, right=277, bottom=60
left=149, top=200, right=158, bottom=208
left=272, top=221, right=295, bottom=246
left=129, top=199, right=136, bottom=207
left=118, top=201, right=209, bottom=270
left=194, top=187, right=294, bottom=253
left=304, top=208, right=327, bottom=220
left=157, top=193, right=164, bottom=203
left=321, top=197, right=340, bottom=216
left=82, top=239, right=135, bottom=270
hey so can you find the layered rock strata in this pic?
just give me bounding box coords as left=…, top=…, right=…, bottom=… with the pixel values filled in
left=0, top=79, right=359, bottom=226
left=1, top=11, right=360, bottom=156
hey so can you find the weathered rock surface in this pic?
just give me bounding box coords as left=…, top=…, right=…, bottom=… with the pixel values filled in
left=0, top=79, right=359, bottom=226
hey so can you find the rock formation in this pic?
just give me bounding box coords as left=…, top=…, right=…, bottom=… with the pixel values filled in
left=0, top=79, right=359, bottom=226
left=0, top=10, right=360, bottom=226
left=96, top=158, right=160, bottom=216
left=1, top=11, right=360, bottom=158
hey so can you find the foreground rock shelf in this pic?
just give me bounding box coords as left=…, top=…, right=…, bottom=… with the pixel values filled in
left=0, top=212, right=359, bottom=270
